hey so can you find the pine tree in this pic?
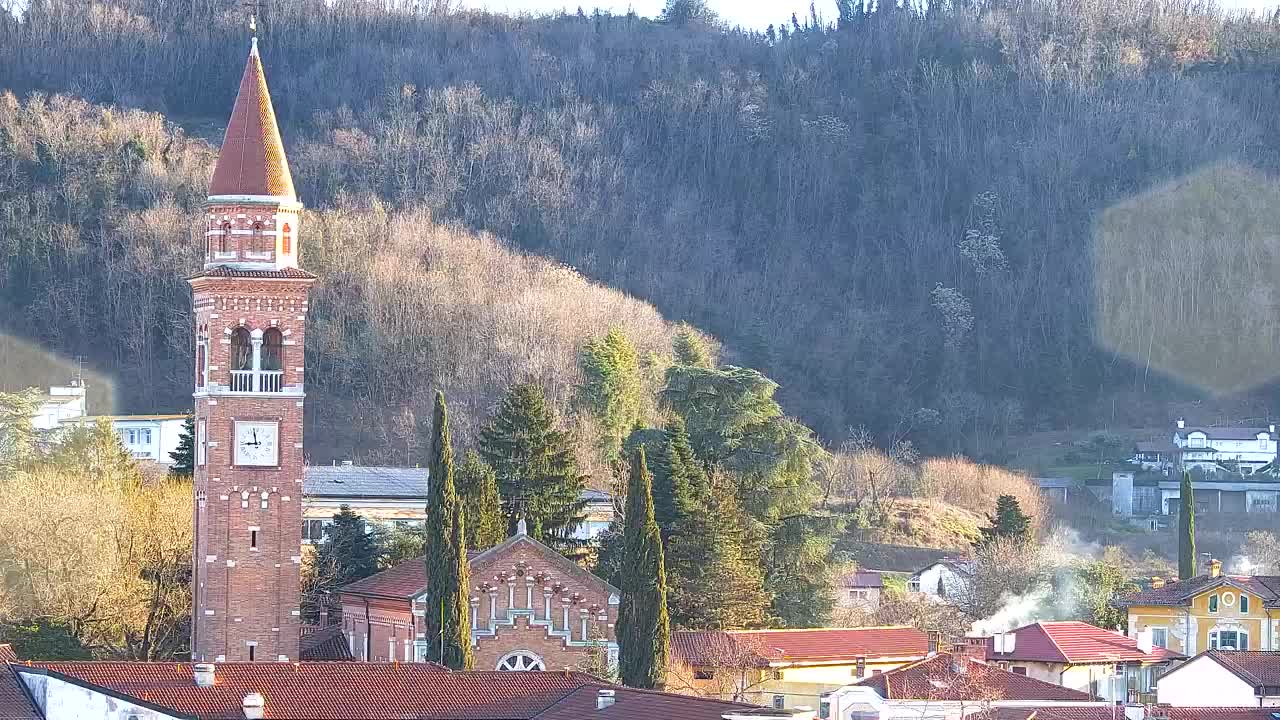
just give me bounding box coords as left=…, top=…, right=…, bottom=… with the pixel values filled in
left=616, top=447, right=670, bottom=689
left=305, top=506, right=381, bottom=621
left=977, top=494, right=1032, bottom=547
left=671, top=326, right=712, bottom=368
left=479, top=383, right=587, bottom=548
left=578, top=328, right=643, bottom=462
left=457, top=451, right=507, bottom=550
left=168, top=414, right=195, bottom=476
left=422, top=392, right=473, bottom=670
left=1179, top=471, right=1197, bottom=580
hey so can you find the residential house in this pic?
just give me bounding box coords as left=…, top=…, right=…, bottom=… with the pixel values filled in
left=1, top=659, right=764, bottom=720
left=338, top=521, right=619, bottom=672
left=61, top=414, right=188, bottom=466
left=845, top=543, right=952, bottom=578
left=1172, top=420, right=1278, bottom=476
left=982, top=621, right=1181, bottom=702
left=821, top=649, right=1094, bottom=720
left=301, top=462, right=615, bottom=544
left=1132, top=441, right=1177, bottom=473
left=1155, top=650, right=1280, bottom=707
left=1123, top=559, right=1280, bottom=654
left=836, top=571, right=886, bottom=612
left=31, top=385, right=86, bottom=430
left=668, top=626, right=929, bottom=711
left=1158, top=473, right=1280, bottom=515
left=910, top=558, right=975, bottom=602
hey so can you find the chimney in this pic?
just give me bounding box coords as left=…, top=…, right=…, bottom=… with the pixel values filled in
left=1136, top=628, right=1154, bottom=655
left=1270, top=424, right=1275, bottom=434
left=242, top=693, right=265, bottom=720
left=1210, top=559, right=1222, bottom=578
left=1176, top=418, right=1185, bottom=430
left=319, top=603, right=330, bottom=627
left=193, top=663, right=216, bottom=688
left=1124, top=705, right=1146, bottom=720
left=596, top=689, right=616, bottom=710
left=994, top=632, right=1016, bottom=654
left=1150, top=577, right=1165, bottom=589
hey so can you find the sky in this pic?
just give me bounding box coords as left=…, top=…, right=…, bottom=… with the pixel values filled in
left=473, top=0, right=1280, bottom=29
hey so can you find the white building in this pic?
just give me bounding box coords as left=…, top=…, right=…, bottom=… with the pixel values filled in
left=908, top=559, right=974, bottom=602
left=59, top=414, right=188, bottom=466
left=31, top=385, right=87, bottom=430
left=1156, top=650, right=1280, bottom=707
left=1173, top=420, right=1278, bottom=475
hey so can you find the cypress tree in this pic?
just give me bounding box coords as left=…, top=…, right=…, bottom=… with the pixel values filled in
left=479, top=383, right=587, bottom=548
left=457, top=451, right=507, bottom=550
left=422, top=392, right=474, bottom=670
left=1179, top=471, right=1197, bottom=580
left=617, top=447, right=670, bottom=689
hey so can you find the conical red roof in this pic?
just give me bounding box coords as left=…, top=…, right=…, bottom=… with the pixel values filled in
left=209, top=41, right=296, bottom=200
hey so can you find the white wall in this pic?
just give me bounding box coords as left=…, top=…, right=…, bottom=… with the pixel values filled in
left=1157, top=656, right=1258, bottom=707
left=18, top=671, right=187, bottom=720
left=913, top=564, right=968, bottom=601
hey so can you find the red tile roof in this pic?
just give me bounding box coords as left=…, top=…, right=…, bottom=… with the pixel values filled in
left=0, top=649, right=15, bottom=664
left=208, top=41, right=296, bottom=200
left=189, top=266, right=316, bottom=280
left=1122, top=574, right=1280, bottom=608
left=528, top=684, right=755, bottom=719
left=1162, top=650, right=1280, bottom=690
left=297, top=625, right=354, bottom=661
left=8, top=662, right=755, bottom=720
left=17, top=663, right=590, bottom=719
left=671, top=627, right=929, bottom=667
left=984, top=707, right=1280, bottom=720
left=985, top=622, right=1182, bottom=664
left=0, top=665, right=39, bottom=720
left=854, top=654, right=1093, bottom=701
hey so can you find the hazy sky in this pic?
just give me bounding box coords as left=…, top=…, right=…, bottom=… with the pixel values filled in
left=474, top=0, right=1280, bottom=29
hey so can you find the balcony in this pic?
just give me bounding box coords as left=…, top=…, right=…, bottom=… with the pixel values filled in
left=230, top=370, right=284, bottom=393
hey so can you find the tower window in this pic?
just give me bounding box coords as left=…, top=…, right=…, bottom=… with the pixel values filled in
left=218, top=222, right=231, bottom=253
left=230, top=327, right=252, bottom=371
left=250, top=530, right=258, bottom=550
left=281, top=223, right=292, bottom=255
left=261, top=328, right=283, bottom=371
left=248, top=644, right=256, bottom=662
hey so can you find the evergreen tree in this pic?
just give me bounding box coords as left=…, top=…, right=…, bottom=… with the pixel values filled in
left=765, top=515, right=840, bottom=627
left=1179, top=471, right=1197, bottom=580
left=578, top=328, right=643, bottom=462
left=457, top=450, right=507, bottom=550
left=479, top=383, right=587, bottom=548
left=978, top=495, right=1032, bottom=547
left=0, top=619, right=91, bottom=660
left=616, top=447, right=670, bottom=689
left=0, top=388, right=42, bottom=471
left=168, top=414, right=194, bottom=476
left=422, top=392, right=474, bottom=670
left=305, top=505, right=381, bottom=620
left=660, top=0, right=718, bottom=26
left=671, top=326, right=712, bottom=368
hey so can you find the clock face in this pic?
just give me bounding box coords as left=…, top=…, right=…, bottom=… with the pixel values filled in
left=234, top=421, right=279, bottom=467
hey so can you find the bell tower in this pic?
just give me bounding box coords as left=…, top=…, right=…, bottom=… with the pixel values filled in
left=189, top=36, right=313, bottom=662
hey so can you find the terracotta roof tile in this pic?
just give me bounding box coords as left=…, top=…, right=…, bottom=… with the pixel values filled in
left=297, top=625, right=354, bottom=661
left=855, top=654, right=1093, bottom=701
left=0, top=666, right=40, bottom=720
left=529, top=684, right=755, bottom=720
left=983, top=707, right=1280, bottom=720
left=189, top=266, right=316, bottom=280
left=0, top=649, right=15, bottom=664
left=209, top=42, right=295, bottom=200
left=985, top=622, right=1182, bottom=664
left=1201, top=650, right=1280, bottom=688
left=1122, top=574, right=1280, bottom=608
left=671, top=627, right=928, bottom=667
left=20, top=663, right=609, bottom=719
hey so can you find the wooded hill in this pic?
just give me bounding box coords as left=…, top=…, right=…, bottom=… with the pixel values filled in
left=2, top=0, right=1279, bottom=458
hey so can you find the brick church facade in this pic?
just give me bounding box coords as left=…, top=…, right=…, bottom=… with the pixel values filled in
left=189, top=36, right=312, bottom=662
left=187, top=37, right=618, bottom=672
left=339, top=526, right=620, bottom=672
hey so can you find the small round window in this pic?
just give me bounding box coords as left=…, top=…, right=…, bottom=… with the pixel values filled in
left=1222, top=591, right=1236, bottom=607
left=496, top=651, right=545, bottom=672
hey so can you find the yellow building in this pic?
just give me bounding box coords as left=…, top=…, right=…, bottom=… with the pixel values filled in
left=667, top=627, right=930, bottom=711
left=1124, top=559, right=1280, bottom=655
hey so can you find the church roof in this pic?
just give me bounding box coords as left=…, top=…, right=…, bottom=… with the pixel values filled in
left=208, top=40, right=296, bottom=201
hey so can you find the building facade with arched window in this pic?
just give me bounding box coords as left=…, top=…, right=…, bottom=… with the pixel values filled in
left=338, top=524, right=619, bottom=672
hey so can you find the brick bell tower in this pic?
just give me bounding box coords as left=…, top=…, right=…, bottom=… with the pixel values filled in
left=189, top=36, right=313, bottom=662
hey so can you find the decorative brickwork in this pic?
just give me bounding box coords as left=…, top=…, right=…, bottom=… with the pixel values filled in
left=340, top=533, right=620, bottom=672
left=189, top=41, right=311, bottom=663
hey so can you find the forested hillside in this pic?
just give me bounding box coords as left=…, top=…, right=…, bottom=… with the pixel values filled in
left=3, top=0, right=1280, bottom=456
